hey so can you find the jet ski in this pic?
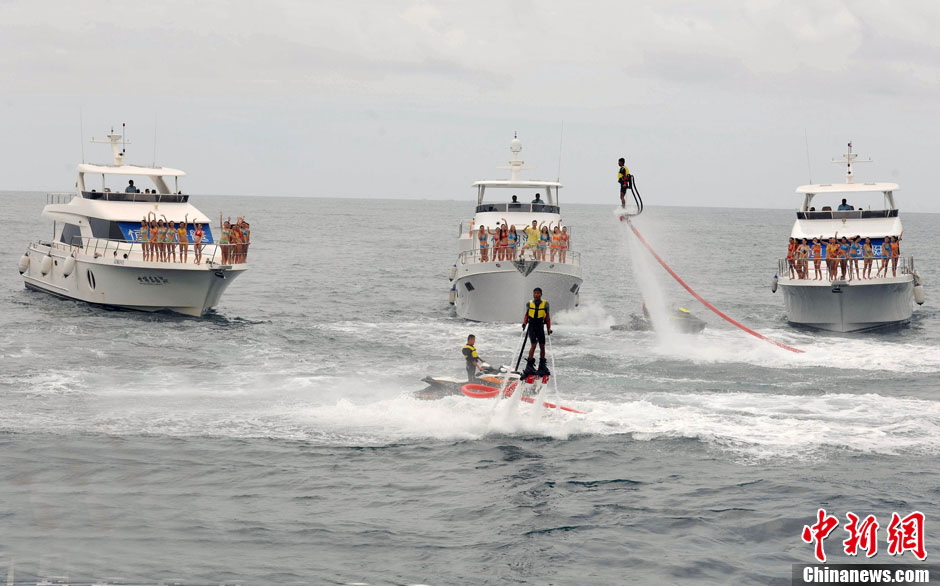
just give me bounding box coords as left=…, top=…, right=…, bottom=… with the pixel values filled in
left=416, top=363, right=521, bottom=400
left=611, top=305, right=706, bottom=334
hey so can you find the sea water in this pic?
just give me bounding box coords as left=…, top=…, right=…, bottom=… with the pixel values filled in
left=0, top=192, right=938, bottom=584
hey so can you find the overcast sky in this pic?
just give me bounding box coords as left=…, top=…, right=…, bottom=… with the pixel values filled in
left=3, top=0, right=940, bottom=210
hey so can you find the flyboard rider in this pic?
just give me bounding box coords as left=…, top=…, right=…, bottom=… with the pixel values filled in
left=462, top=335, right=484, bottom=383
left=521, top=287, right=552, bottom=377
left=618, top=157, right=631, bottom=208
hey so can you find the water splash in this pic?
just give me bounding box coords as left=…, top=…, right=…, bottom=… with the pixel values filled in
left=621, top=217, right=682, bottom=347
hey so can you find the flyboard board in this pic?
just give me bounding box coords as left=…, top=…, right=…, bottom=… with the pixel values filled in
left=615, top=206, right=640, bottom=222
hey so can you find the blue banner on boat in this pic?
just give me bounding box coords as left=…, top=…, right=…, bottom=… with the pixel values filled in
left=118, top=222, right=215, bottom=244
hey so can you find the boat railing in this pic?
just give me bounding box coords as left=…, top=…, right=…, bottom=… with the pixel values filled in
left=777, top=255, right=913, bottom=279
left=46, top=192, right=77, bottom=205
left=796, top=209, right=898, bottom=220
left=80, top=190, right=190, bottom=203
left=474, top=202, right=561, bottom=214
left=40, top=236, right=249, bottom=266
left=458, top=248, right=581, bottom=267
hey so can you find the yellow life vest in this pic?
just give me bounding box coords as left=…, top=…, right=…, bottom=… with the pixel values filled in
left=462, top=344, right=478, bottom=361
left=527, top=299, right=546, bottom=320
left=618, top=165, right=630, bottom=185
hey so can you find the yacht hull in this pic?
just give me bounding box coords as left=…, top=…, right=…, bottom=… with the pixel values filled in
left=454, top=260, right=581, bottom=322
left=779, top=277, right=913, bottom=332
left=21, top=245, right=244, bottom=317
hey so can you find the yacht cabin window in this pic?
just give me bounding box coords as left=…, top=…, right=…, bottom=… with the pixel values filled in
left=89, top=218, right=125, bottom=240
left=60, top=223, right=82, bottom=247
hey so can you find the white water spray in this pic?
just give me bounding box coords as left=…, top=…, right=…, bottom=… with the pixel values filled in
left=622, top=220, right=682, bottom=347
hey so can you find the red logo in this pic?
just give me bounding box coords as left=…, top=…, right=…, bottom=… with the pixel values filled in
left=802, top=508, right=840, bottom=562
left=887, top=511, right=927, bottom=560
left=843, top=512, right=879, bottom=558
left=803, top=509, right=927, bottom=562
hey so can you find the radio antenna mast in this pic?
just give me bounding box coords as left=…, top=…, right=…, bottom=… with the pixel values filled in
left=79, top=107, right=85, bottom=163
left=803, top=128, right=812, bottom=183
left=556, top=121, right=565, bottom=181
left=152, top=114, right=157, bottom=167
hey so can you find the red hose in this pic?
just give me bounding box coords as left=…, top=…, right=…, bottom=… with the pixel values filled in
left=460, top=383, right=586, bottom=414
left=624, top=218, right=804, bottom=354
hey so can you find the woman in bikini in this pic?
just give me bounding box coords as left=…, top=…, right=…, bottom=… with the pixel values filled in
left=507, top=225, right=519, bottom=260
left=166, top=221, right=178, bottom=263
left=550, top=226, right=562, bottom=263
left=145, top=215, right=156, bottom=262
left=862, top=237, right=874, bottom=279
left=848, top=236, right=862, bottom=280
left=475, top=225, right=490, bottom=262
left=230, top=221, right=242, bottom=264
left=138, top=219, right=150, bottom=262
left=178, top=215, right=189, bottom=264
left=825, top=234, right=839, bottom=280
left=193, top=222, right=204, bottom=265
left=890, top=231, right=904, bottom=276
left=155, top=219, right=166, bottom=262
left=802, top=239, right=811, bottom=278
left=240, top=218, right=250, bottom=263
left=786, top=238, right=797, bottom=279
left=811, top=237, right=822, bottom=280
left=876, top=236, right=890, bottom=277
left=838, top=236, right=851, bottom=280
left=496, top=225, right=509, bottom=261
left=219, top=221, right=230, bottom=265
left=560, top=226, right=570, bottom=263
left=538, top=225, right=551, bottom=261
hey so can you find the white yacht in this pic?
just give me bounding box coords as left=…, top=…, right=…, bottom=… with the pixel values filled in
left=449, top=134, right=582, bottom=322
left=774, top=142, right=924, bottom=332
left=18, top=129, right=247, bottom=316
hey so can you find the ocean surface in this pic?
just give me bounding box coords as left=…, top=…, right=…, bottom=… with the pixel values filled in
left=1, top=192, right=938, bottom=585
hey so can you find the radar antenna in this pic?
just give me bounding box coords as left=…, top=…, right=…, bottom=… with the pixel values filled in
left=831, top=140, right=871, bottom=184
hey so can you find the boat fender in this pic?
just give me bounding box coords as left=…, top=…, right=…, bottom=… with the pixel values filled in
left=17, top=254, right=29, bottom=274
left=62, top=255, right=76, bottom=277
left=448, top=264, right=457, bottom=281
left=771, top=274, right=778, bottom=293
left=448, top=283, right=456, bottom=305
left=461, top=383, right=501, bottom=398
left=913, top=273, right=925, bottom=305
left=40, top=255, right=53, bottom=276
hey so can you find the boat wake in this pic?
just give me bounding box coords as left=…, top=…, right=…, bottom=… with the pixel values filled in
left=3, top=371, right=939, bottom=463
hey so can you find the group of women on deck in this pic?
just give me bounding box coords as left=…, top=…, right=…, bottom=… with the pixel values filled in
left=220, top=216, right=250, bottom=265
left=138, top=213, right=205, bottom=264
left=137, top=214, right=250, bottom=265
left=787, top=231, right=905, bottom=281
left=472, top=219, right=570, bottom=263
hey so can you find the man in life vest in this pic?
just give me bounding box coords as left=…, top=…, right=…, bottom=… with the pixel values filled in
left=521, top=287, right=552, bottom=377
left=462, top=335, right=483, bottom=383
left=618, top=157, right=631, bottom=208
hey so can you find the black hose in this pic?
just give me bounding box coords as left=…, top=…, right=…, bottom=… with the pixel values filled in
left=630, top=175, right=644, bottom=216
